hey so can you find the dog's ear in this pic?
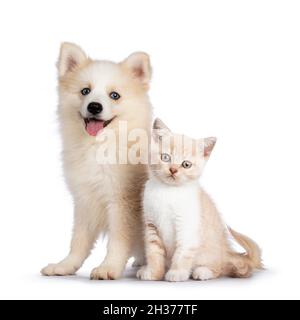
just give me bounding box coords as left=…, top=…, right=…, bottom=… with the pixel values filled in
left=122, top=52, right=152, bottom=86
left=152, top=118, right=171, bottom=142
left=58, top=42, right=88, bottom=77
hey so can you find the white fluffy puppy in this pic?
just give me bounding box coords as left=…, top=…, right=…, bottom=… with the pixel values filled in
left=41, top=43, right=152, bottom=280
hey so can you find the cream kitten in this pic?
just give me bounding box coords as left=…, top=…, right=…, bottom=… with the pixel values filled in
left=137, top=119, right=262, bottom=282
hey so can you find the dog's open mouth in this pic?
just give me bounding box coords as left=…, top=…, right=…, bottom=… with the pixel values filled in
left=84, top=117, right=116, bottom=136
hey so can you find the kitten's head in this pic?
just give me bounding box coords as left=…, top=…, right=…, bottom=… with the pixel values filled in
left=150, top=118, right=216, bottom=186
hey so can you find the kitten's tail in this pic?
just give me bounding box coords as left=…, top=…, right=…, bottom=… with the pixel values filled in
left=225, top=227, right=263, bottom=278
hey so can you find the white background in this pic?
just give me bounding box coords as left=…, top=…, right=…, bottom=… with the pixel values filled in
left=0, top=0, right=299, bottom=300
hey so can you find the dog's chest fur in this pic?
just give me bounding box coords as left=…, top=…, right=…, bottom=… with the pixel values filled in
left=64, top=141, right=118, bottom=199
left=63, top=137, right=147, bottom=204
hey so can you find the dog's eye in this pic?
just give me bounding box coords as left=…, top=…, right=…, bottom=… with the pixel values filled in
left=110, top=91, right=121, bottom=100
left=182, top=160, right=192, bottom=169
left=161, top=153, right=171, bottom=162
left=81, top=88, right=91, bottom=96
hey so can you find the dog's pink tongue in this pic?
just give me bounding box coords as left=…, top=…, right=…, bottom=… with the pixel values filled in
left=86, top=120, right=104, bottom=136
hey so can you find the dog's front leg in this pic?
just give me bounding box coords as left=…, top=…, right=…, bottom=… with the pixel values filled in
left=41, top=202, right=102, bottom=276
left=90, top=201, right=132, bottom=280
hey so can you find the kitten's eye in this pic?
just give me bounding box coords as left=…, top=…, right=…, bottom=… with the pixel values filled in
left=110, top=91, right=121, bottom=100
left=161, top=153, right=171, bottom=162
left=182, top=160, right=192, bottom=169
left=81, top=88, right=91, bottom=96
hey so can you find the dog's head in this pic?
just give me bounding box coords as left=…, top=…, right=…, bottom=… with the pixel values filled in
left=58, top=43, right=152, bottom=137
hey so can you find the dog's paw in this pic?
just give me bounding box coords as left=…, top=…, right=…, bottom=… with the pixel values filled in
left=41, top=262, right=77, bottom=276
left=192, top=266, right=215, bottom=281
left=136, top=266, right=163, bottom=281
left=90, top=265, right=122, bottom=280
left=165, top=269, right=190, bottom=282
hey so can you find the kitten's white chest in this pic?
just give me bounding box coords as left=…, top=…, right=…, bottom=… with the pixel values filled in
left=143, top=178, right=201, bottom=259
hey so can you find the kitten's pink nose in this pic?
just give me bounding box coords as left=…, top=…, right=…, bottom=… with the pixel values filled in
left=169, top=167, right=178, bottom=175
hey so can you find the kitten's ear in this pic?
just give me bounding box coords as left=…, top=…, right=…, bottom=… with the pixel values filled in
left=152, top=118, right=171, bottom=142
left=153, top=118, right=171, bottom=131
left=121, top=52, right=152, bottom=87
left=58, top=42, right=88, bottom=77
left=203, top=137, right=217, bottom=158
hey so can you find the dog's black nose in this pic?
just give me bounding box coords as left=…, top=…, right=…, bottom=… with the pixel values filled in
left=87, top=102, right=103, bottom=115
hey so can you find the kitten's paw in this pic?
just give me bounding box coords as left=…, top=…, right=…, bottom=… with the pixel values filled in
left=90, top=265, right=122, bottom=280
left=41, top=262, right=77, bottom=276
left=165, top=269, right=190, bottom=282
left=192, top=266, right=215, bottom=281
left=136, top=266, right=164, bottom=281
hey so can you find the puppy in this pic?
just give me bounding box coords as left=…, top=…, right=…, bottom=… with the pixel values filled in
left=41, top=43, right=152, bottom=279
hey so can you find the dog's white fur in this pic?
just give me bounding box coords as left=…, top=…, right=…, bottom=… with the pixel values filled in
left=41, top=43, right=152, bottom=279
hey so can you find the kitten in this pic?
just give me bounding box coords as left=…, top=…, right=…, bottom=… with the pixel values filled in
left=137, top=118, right=262, bottom=282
